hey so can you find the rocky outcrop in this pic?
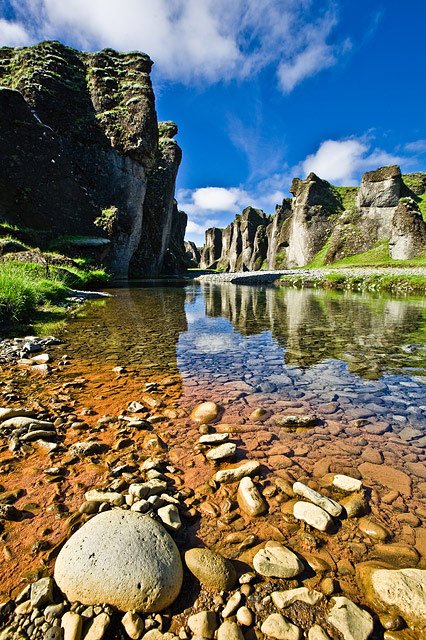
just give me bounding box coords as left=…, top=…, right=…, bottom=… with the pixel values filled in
left=390, top=198, right=426, bottom=259
left=0, top=41, right=186, bottom=278
left=200, top=228, right=223, bottom=269
left=130, top=122, right=182, bottom=276
left=200, top=165, right=426, bottom=271
left=185, top=241, right=201, bottom=266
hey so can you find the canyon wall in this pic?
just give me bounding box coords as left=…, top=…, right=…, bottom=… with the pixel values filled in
left=198, top=165, right=426, bottom=271
left=0, top=41, right=187, bottom=277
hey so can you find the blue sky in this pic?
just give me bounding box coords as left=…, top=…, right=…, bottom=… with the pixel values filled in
left=1, top=0, right=425, bottom=245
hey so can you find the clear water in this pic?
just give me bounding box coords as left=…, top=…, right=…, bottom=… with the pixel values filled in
left=61, top=282, right=426, bottom=434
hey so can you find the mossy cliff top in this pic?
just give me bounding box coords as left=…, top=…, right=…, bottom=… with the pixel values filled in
left=0, top=40, right=158, bottom=169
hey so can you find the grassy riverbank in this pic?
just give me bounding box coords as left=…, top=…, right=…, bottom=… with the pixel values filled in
left=0, top=261, right=109, bottom=326
left=279, top=269, right=426, bottom=294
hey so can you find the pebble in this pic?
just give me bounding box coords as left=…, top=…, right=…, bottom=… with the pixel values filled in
left=84, top=490, right=124, bottom=507
left=187, top=611, right=217, bottom=638
left=190, top=402, right=221, bottom=424
left=30, top=577, right=53, bottom=608
left=253, top=542, right=303, bottom=578
left=217, top=621, right=244, bottom=640
left=185, top=548, right=237, bottom=591
left=308, top=626, right=330, bottom=640
left=340, top=494, right=368, bottom=518
left=293, top=501, right=333, bottom=532
left=332, top=475, right=362, bottom=492
left=122, top=611, right=144, bottom=640
left=157, top=504, right=181, bottom=530
left=61, top=611, right=82, bottom=640
left=198, top=433, right=229, bottom=444
left=358, top=517, right=390, bottom=541
left=222, top=592, right=242, bottom=618
left=215, top=461, right=260, bottom=484
left=237, top=477, right=267, bottom=516
left=293, top=482, right=342, bottom=517
left=206, top=443, right=236, bottom=461
left=84, top=613, right=110, bottom=640
left=261, top=613, right=301, bottom=640
left=231, top=606, right=250, bottom=627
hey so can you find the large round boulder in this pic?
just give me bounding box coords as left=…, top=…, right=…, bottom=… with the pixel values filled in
left=54, top=510, right=183, bottom=612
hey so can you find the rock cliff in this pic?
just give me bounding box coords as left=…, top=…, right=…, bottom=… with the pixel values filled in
left=199, top=165, right=426, bottom=271
left=0, top=41, right=187, bottom=277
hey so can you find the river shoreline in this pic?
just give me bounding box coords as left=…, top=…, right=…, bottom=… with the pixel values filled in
left=1, top=291, right=426, bottom=639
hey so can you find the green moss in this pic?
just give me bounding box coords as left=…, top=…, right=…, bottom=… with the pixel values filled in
left=334, top=186, right=358, bottom=210
left=305, top=236, right=332, bottom=268
left=279, top=271, right=426, bottom=295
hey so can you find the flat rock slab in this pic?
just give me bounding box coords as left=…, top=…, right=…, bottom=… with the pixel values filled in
left=185, top=548, right=236, bottom=591
left=253, top=542, right=304, bottom=578
left=206, top=443, right=236, bottom=460
left=272, top=588, right=323, bottom=608
left=332, top=475, right=362, bottom=492
left=215, top=461, right=260, bottom=484
left=358, top=462, right=412, bottom=497
left=54, top=510, right=183, bottom=613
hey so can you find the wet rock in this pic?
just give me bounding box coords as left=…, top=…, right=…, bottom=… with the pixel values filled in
left=45, top=627, right=64, bottom=640
left=253, top=542, right=303, bottom=578
left=190, top=402, right=221, bottom=424
left=61, top=611, right=82, bottom=640
left=198, top=433, right=229, bottom=444
left=250, top=408, right=270, bottom=422
left=293, top=482, right=342, bottom=517
left=340, top=494, right=368, bottom=518
left=217, top=621, right=244, bottom=640
left=30, top=577, right=53, bottom=608
left=122, top=611, right=144, bottom=639
left=293, top=502, right=333, bottom=532
left=275, top=415, right=319, bottom=429
left=79, top=501, right=100, bottom=515
left=0, top=408, right=34, bottom=422
left=215, top=461, right=260, bottom=484
left=358, top=517, right=390, bottom=541
left=206, top=443, right=236, bottom=461
left=358, top=463, right=412, bottom=497
left=332, top=475, right=362, bottom=492
left=358, top=566, right=426, bottom=628
left=261, top=614, right=301, bottom=640
left=271, top=587, right=323, bottom=608
left=55, top=510, right=183, bottom=612
left=372, top=543, right=419, bottom=566
left=185, top=548, right=237, bottom=591
left=327, top=597, right=373, bottom=640
left=187, top=611, right=217, bottom=638
left=0, top=504, right=20, bottom=521
left=237, top=477, right=267, bottom=516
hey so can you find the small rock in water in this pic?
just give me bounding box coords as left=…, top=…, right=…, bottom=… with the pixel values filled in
left=253, top=542, right=304, bottom=578
left=206, top=442, right=236, bottom=461
left=332, top=475, right=362, bottom=492
left=293, top=501, right=333, bottom=532
left=237, top=477, right=267, bottom=516
left=340, top=494, right=368, bottom=518
left=293, top=482, right=342, bottom=517
left=185, top=548, right=237, bottom=591
left=198, top=433, right=229, bottom=444
left=327, top=597, right=373, bottom=640
left=261, top=613, right=301, bottom=640
left=358, top=517, right=390, bottom=541
left=84, top=490, right=124, bottom=507
left=215, top=461, right=260, bottom=484
left=190, top=402, right=221, bottom=424
left=275, top=415, right=320, bottom=429
left=250, top=407, right=270, bottom=422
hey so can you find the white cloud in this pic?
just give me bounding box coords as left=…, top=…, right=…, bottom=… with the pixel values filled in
left=4, top=0, right=350, bottom=91
left=0, top=18, right=31, bottom=46
left=404, top=140, right=426, bottom=154
left=301, top=137, right=402, bottom=185
left=192, top=187, right=239, bottom=212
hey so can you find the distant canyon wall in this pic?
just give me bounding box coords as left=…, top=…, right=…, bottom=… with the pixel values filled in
left=199, top=165, right=426, bottom=271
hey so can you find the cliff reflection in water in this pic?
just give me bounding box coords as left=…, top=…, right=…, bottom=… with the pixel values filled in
left=198, top=283, right=426, bottom=380
left=62, top=286, right=188, bottom=372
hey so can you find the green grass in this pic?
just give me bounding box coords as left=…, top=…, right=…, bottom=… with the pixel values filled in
left=306, top=239, right=426, bottom=269
left=0, top=262, right=68, bottom=323
left=305, top=237, right=332, bottom=268
left=280, top=271, right=426, bottom=295
left=334, top=186, right=358, bottom=210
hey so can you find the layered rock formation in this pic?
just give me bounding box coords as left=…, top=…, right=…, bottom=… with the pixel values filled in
left=0, top=41, right=187, bottom=277
left=185, top=241, right=201, bottom=267
left=200, top=165, right=426, bottom=271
